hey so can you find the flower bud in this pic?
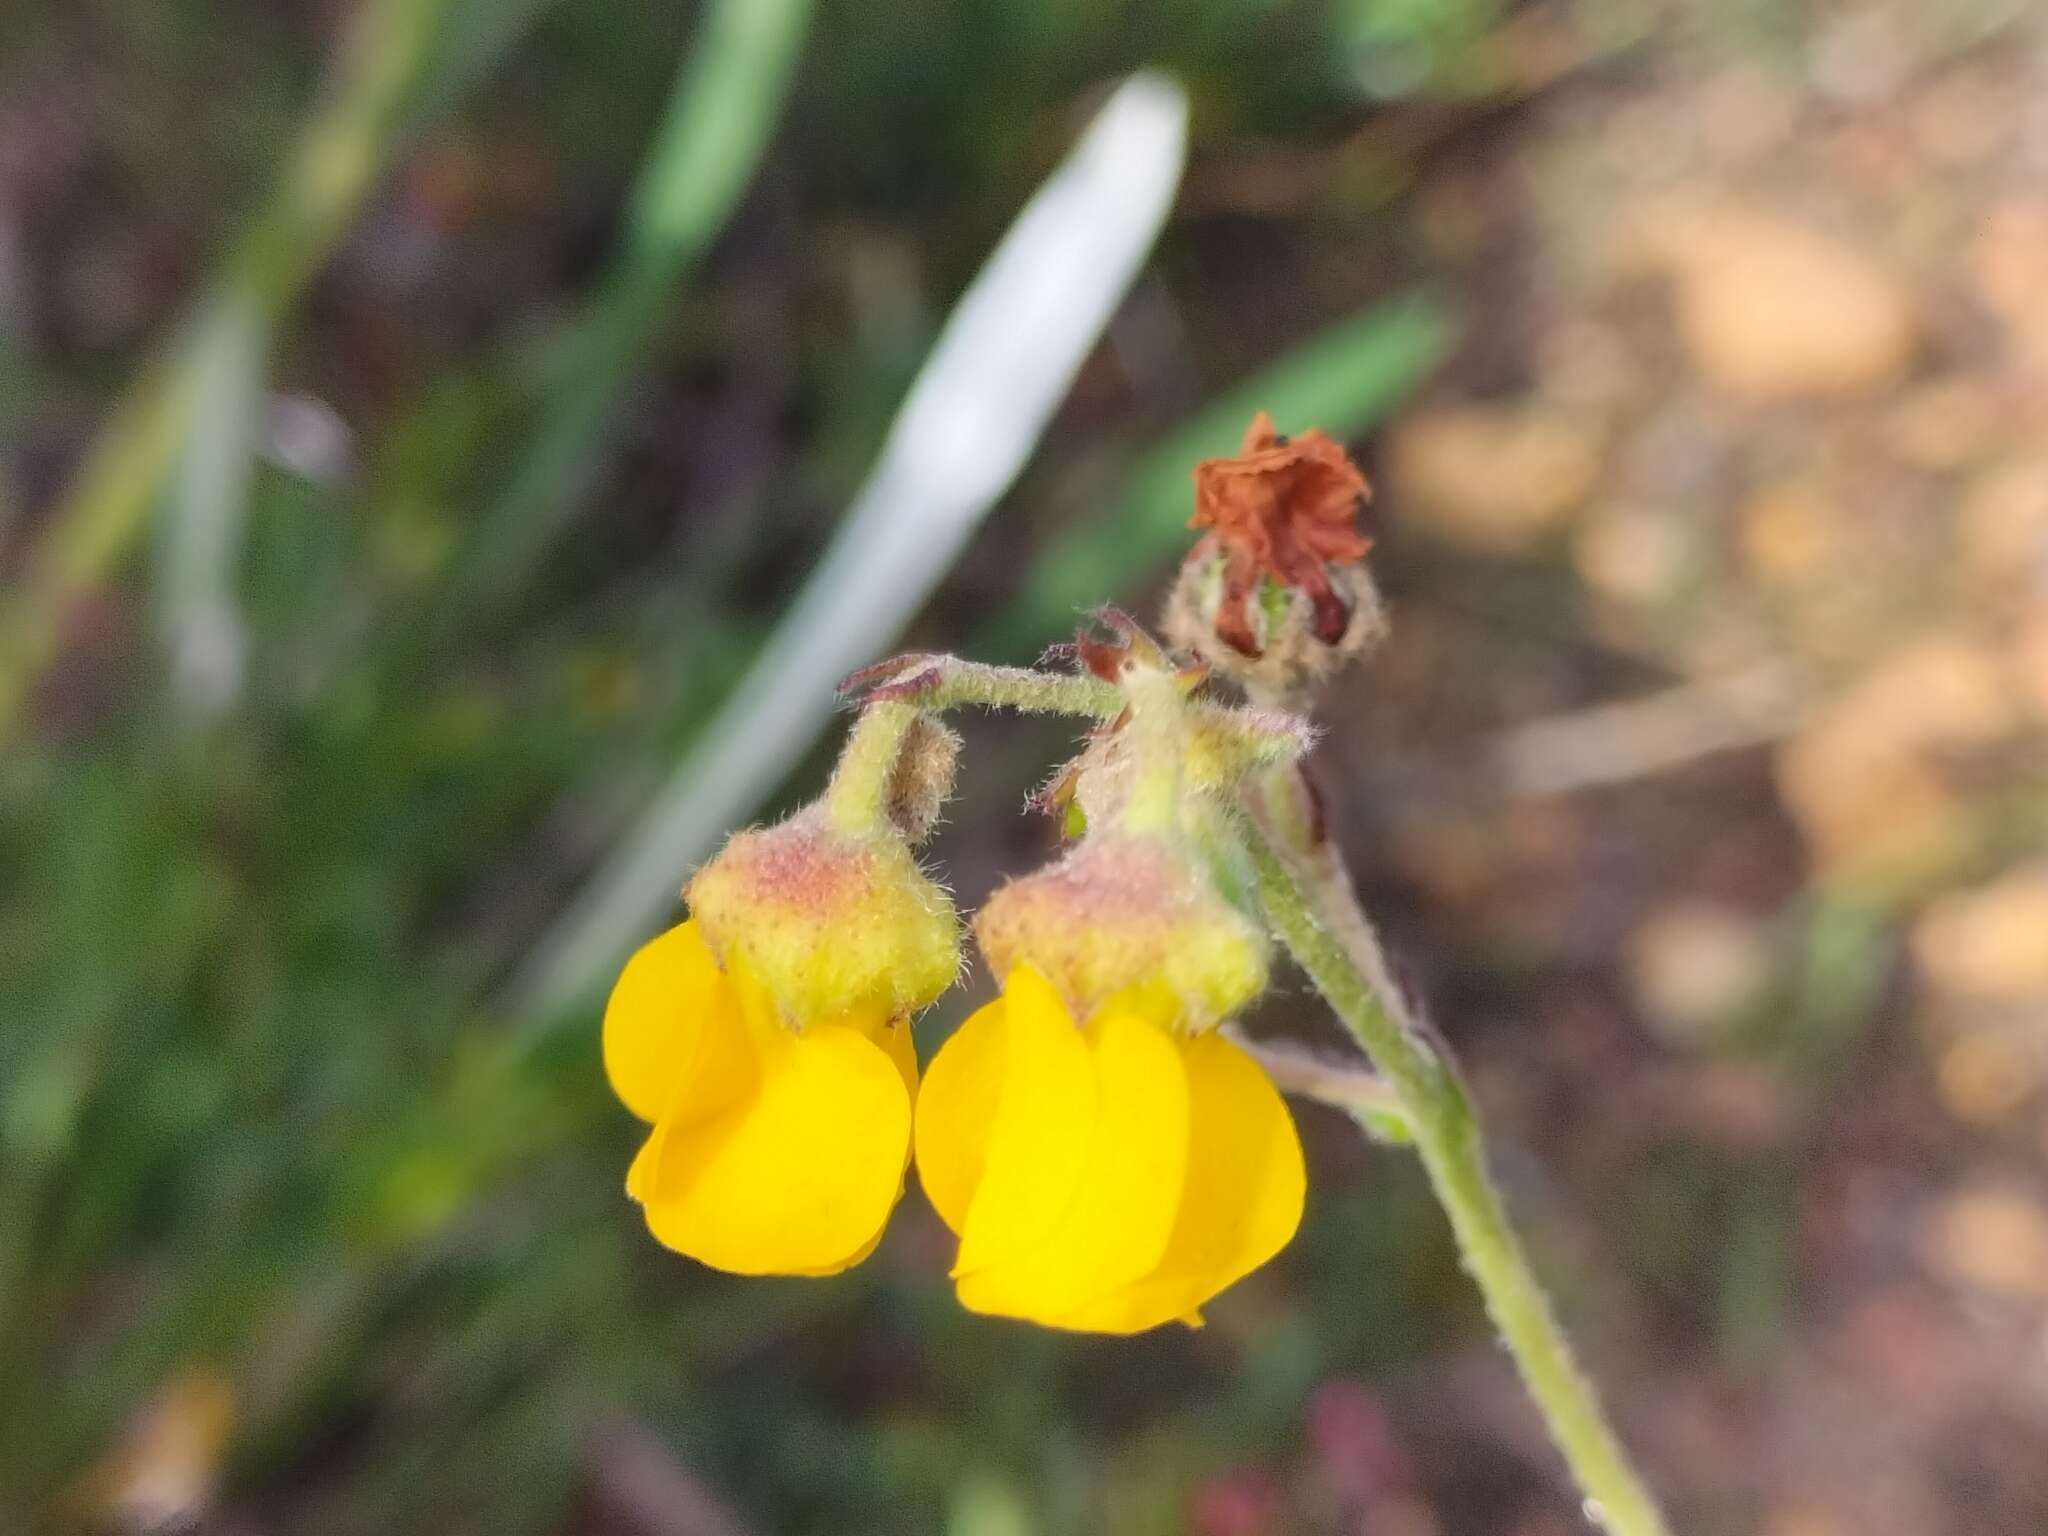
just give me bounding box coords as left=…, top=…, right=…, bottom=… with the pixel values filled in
left=879, top=713, right=961, bottom=845
left=973, top=830, right=1267, bottom=1033
left=687, top=805, right=959, bottom=1029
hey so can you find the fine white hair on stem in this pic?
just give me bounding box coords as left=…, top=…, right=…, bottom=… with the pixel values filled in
left=514, top=72, right=1190, bottom=1022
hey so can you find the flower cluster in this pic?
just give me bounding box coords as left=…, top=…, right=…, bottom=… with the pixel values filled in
left=601, top=417, right=1379, bottom=1332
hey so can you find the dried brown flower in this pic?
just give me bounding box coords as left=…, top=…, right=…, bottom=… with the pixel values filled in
left=1188, top=412, right=1374, bottom=656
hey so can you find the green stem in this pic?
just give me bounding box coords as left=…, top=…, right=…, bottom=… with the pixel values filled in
left=843, top=654, right=1124, bottom=718
left=1243, top=775, right=1671, bottom=1536
left=1116, top=666, right=1193, bottom=837
left=823, top=701, right=920, bottom=834
left=1224, top=1033, right=1408, bottom=1132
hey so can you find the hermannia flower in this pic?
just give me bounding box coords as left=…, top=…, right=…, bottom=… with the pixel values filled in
left=1166, top=411, right=1385, bottom=694
left=603, top=708, right=960, bottom=1276
left=915, top=655, right=1305, bottom=1332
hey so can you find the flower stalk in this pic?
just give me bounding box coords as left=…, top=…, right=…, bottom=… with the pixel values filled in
left=841, top=653, right=1122, bottom=718
left=1242, top=766, right=1672, bottom=1536
left=1222, top=1033, right=1408, bottom=1137
left=823, top=701, right=925, bottom=835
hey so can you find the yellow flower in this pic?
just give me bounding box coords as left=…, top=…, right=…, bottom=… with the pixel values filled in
left=605, top=919, right=918, bottom=1275
left=915, top=965, right=1304, bottom=1333
left=603, top=806, right=958, bottom=1276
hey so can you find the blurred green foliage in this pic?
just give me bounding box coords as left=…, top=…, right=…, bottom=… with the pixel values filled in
left=0, top=0, right=1504, bottom=1529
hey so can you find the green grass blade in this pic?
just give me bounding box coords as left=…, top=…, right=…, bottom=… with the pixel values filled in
left=0, top=0, right=465, bottom=741
left=155, top=293, right=268, bottom=722
left=414, top=0, right=814, bottom=649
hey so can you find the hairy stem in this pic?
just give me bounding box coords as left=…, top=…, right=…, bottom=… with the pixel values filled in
left=1243, top=772, right=1672, bottom=1536
left=841, top=654, right=1124, bottom=718
left=1223, top=1033, right=1408, bottom=1131
left=823, top=701, right=921, bottom=834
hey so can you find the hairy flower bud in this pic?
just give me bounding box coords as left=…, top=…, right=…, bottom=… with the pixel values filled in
left=880, top=713, right=961, bottom=845
left=687, top=806, right=959, bottom=1029
left=974, top=831, right=1267, bottom=1033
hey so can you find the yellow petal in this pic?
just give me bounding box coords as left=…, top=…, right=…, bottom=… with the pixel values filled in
left=787, top=1017, right=912, bottom=1277
left=603, top=920, right=723, bottom=1122
left=625, top=1122, right=663, bottom=1203
left=790, top=1224, right=888, bottom=1277
left=782, top=1012, right=916, bottom=1275
left=1052, top=1033, right=1304, bottom=1334
left=952, top=969, right=1096, bottom=1277
left=626, top=975, right=765, bottom=1206
left=956, top=1009, right=1190, bottom=1323
left=722, top=948, right=789, bottom=1042
left=640, top=1021, right=911, bottom=1275
left=873, top=1014, right=920, bottom=1111
left=912, top=997, right=1007, bottom=1235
